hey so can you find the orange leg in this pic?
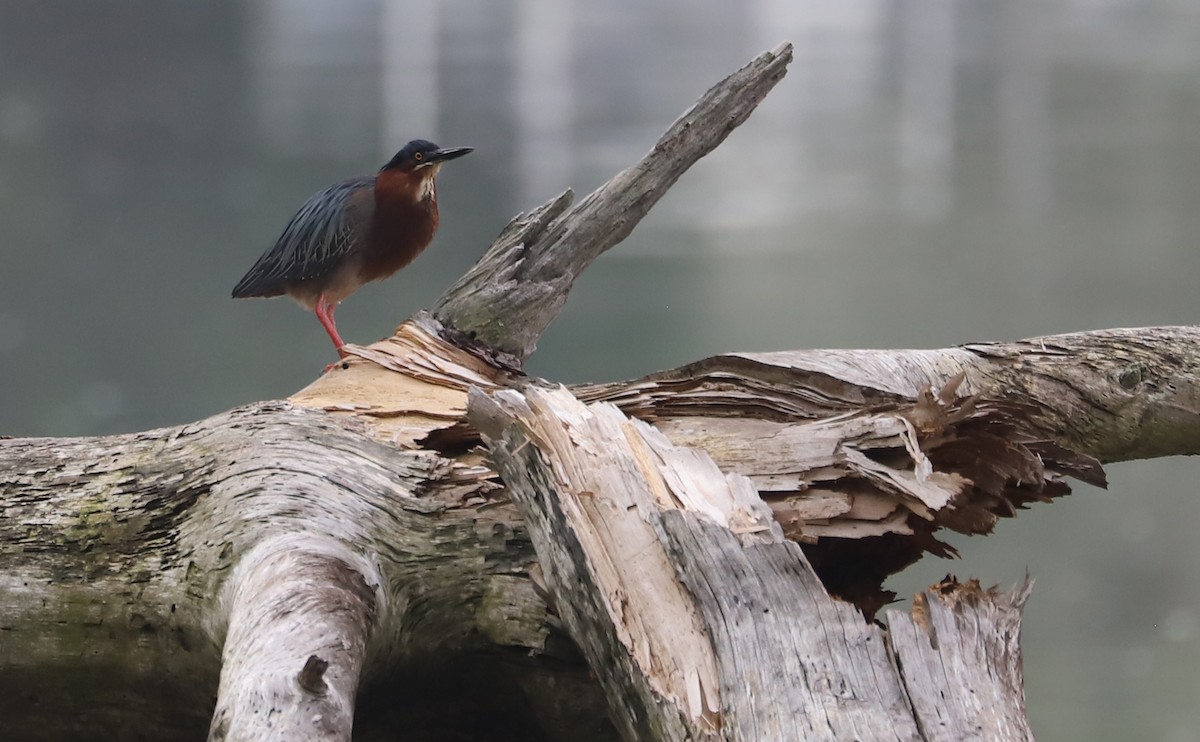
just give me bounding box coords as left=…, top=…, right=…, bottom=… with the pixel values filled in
left=314, top=296, right=348, bottom=358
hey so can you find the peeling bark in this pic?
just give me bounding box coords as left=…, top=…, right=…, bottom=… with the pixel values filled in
left=468, top=386, right=1037, bottom=741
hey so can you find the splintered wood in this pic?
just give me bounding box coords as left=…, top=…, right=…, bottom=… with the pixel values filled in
left=469, top=385, right=1003, bottom=741
left=578, top=350, right=1106, bottom=551
left=289, top=312, right=509, bottom=447
left=886, top=576, right=1036, bottom=741
left=469, top=386, right=778, bottom=736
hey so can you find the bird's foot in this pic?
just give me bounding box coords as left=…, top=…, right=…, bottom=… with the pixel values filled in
left=322, top=346, right=352, bottom=374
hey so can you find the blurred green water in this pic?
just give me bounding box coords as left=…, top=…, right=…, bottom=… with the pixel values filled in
left=1, top=1, right=1199, bottom=738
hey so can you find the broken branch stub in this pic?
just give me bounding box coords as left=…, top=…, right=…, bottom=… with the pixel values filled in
left=433, top=43, right=794, bottom=363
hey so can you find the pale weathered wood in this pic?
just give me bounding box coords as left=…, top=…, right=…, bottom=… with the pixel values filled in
left=432, top=43, right=794, bottom=362
left=468, top=384, right=1036, bottom=741
left=469, top=387, right=736, bottom=741
left=289, top=312, right=512, bottom=447
left=578, top=326, right=1200, bottom=465
left=571, top=326, right=1200, bottom=608
left=208, top=536, right=378, bottom=741
left=5, top=322, right=1195, bottom=737
left=886, top=577, right=1034, bottom=742
left=0, top=403, right=573, bottom=741
left=660, top=514, right=916, bottom=741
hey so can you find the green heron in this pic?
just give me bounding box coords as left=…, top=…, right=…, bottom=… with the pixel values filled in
left=232, top=139, right=472, bottom=357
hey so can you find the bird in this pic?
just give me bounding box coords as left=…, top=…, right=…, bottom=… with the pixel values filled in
left=232, top=139, right=473, bottom=358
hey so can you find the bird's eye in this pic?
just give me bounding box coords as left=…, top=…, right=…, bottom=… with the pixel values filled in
left=413, top=152, right=424, bottom=161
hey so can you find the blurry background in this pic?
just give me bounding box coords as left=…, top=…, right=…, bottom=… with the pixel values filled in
left=2, top=0, right=1198, bottom=738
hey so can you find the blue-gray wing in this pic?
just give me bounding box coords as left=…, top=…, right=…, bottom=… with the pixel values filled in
left=232, top=177, right=374, bottom=298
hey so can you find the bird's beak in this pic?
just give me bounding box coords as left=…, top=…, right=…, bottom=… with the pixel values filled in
left=423, top=146, right=473, bottom=165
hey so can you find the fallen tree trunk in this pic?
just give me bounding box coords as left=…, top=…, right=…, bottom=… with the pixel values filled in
left=2, top=43, right=1197, bottom=740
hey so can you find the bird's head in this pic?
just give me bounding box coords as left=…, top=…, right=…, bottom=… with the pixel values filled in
left=380, top=140, right=473, bottom=176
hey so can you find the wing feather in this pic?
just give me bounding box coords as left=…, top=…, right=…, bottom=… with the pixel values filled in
left=232, top=177, right=373, bottom=298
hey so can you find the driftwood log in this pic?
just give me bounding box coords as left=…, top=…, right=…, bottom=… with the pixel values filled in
left=2, top=43, right=1198, bottom=741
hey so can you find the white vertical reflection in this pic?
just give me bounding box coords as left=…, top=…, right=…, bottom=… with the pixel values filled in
left=740, top=0, right=888, bottom=228
left=898, top=0, right=956, bottom=219
left=381, top=0, right=440, bottom=152
left=250, top=0, right=380, bottom=158
left=514, top=0, right=575, bottom=206
left=1000, top=0, right=1052, bottom=219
